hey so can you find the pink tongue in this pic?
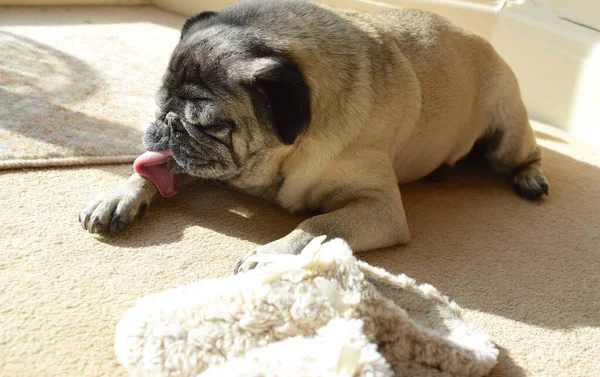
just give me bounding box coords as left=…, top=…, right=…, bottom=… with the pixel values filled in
left=133, top=150, right=179, bottom=198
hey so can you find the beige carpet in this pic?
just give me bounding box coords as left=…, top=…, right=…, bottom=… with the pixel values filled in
left=2, top=122, right=599, bottom=377
left=1, top=5, right=600, bottom=377
left=0, top=6, right=182, bottom=169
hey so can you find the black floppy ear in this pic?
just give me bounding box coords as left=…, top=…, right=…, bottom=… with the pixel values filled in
left=180, top=11, right=217, bottom=40
left=250, top=57, right=311, bottom=145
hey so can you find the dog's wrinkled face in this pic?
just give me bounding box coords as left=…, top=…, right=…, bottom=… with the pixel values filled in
left=143, top=11, right=311, bottom=181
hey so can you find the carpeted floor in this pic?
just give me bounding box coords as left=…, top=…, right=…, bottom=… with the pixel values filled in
left=0, top=6, right=182, bottom=169
left=1, top=5, right=599, bottom=377
left=2, top=123, right=599, bottom=377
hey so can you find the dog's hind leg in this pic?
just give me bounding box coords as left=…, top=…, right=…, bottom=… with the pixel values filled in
left=483, top=97, right=549, bottom=200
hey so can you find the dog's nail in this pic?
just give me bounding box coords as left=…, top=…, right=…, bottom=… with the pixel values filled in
left=83, top=213, right=91, bottom=231
left=233, top=260, right=242, bottom=275
left=234, top=251, right=258, bottom=274
left=138, top=202, right=148, bottom=219
left=89, top=218, right=98, bottom=233
left=89, top=216, right=107, bottom=234
left=110, top=215, right=123, bottom=233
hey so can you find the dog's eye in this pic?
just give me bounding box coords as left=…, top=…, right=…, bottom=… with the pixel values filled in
left=203, top=123, right=230, bottom=135
left=175, top=96, right=209, bottom=103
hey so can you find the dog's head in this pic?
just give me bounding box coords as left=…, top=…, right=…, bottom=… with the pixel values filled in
left=142, top=10, right=311, bottom=181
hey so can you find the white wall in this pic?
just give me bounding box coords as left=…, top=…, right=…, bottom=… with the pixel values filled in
left=489, top=2, right=600, bottom=145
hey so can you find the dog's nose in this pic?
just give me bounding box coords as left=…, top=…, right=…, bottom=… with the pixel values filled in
left=165, top=112, right=186, bottom=133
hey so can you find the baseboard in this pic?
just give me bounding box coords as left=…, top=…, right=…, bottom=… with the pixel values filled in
left=0, top=0, right=149, bottom=4
left=152, top=0, right=498, bottom=39
left=490, top=3, right=600, bottom=146
left=152, top=0, right=236, bottom=16
left=323, top=0, right=499, bottom=39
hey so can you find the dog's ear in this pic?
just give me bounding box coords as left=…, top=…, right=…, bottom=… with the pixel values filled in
left=248, top=57, right=311, bottom=145
left=180, top=11, right=217, bottom=40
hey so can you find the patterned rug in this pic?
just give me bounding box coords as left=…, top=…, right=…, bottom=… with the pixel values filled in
left=0, top=6, right=184, bottom=169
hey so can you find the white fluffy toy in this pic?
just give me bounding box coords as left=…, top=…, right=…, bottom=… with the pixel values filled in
left=115, top=237, right=499, bottom=377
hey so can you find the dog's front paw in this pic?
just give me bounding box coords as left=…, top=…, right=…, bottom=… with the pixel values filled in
left=234, top=247, right=297, bottom=274
left=233, top=232, right=321, bottom=274
left=79, top=187, right=149, bottom=234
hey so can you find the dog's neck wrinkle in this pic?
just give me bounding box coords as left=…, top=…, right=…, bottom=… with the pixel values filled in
left=228, top=145, right=291, bottom=201
left=228, top=133, right=343, bottom=212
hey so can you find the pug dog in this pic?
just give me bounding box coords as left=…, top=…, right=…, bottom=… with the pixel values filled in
left=79, top=0, right=548, bottom=273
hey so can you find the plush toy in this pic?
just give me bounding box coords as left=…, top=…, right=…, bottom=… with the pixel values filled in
left=115, top=237, right=498, bottom=377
